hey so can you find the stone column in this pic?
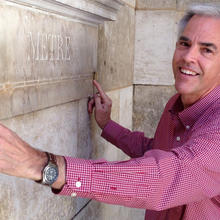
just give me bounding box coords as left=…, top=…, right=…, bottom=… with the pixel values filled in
left=133, top=0, right=178, bottom=136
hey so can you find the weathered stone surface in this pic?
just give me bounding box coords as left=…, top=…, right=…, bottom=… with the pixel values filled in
left=3, top=0, right=124, bottom=25
left=97, top=5, right=135, bottom=91
left=119, top=86, right=133, bottom=129
left=134, top=10, right=177, bottom=85
left=133, top=85, right=176, bottom=137
left=136, top=0, right=176, bottom=9
left=0, top=4, right=97, bottom=81
left=77, top=98, right=92, bottom=159
left=0, top=101, right=93, bottom=219
left=0, top=3, right=97, bottom=119
left=122, top=0, right=136, bottom=8
left=0, top=181, right=15, bottom=220
left=0, top=79, right=93, bottom=120
left=74, top=200, right=145, bottom=220
left=177, top=0, right=220, bottom=11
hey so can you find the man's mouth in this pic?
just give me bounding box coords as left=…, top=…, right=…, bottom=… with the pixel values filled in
left=179, top=67, right=199, bottom=76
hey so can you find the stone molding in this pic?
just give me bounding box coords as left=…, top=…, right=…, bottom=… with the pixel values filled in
left=4, top=0, right=124, bottom=26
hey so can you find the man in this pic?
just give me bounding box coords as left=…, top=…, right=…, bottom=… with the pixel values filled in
left=0, top=2, right=220, bottom=219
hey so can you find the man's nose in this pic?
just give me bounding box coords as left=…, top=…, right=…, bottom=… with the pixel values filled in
left=182, top=46, right=199, bottom=63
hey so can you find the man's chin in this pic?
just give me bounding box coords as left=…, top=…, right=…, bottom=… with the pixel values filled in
left=175, top=85, right=194, bottom=96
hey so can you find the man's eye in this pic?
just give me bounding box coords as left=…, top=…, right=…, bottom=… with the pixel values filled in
left=202, top=48, right=213, bottom=53
left=178, top=41, right=189, bottom=47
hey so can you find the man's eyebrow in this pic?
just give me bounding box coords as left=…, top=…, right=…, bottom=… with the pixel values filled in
left=179, top=35, right=218, bottom=51
left=199, top=42, right=217, bottom=51
left=179, top=36, right=190, bottom=41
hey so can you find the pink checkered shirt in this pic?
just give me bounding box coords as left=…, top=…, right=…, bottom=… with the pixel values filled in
left=57, top=85, right=220, bottom=220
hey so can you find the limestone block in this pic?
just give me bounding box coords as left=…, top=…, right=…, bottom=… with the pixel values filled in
left=133, top=85, right=176, bottom=137
left=177, top=0, right=220, bottom=11
left=97, top=5, right=135, bottom=91
left=134, top=10, right=177, bottom=85
left=119, top=86, right=133, bottom=129
left=176, top=11, right=186, bottom=36
left=136, top=0, right=176, bottom=9
left=74, top=200, right=145, bottom=220
left=0, top=3, right=96, bottom=119
left=1, top=102, right=78, bottom=155
left=0, top=101, right=93, bottom=219
left=77, top=98, right=92, bottom=159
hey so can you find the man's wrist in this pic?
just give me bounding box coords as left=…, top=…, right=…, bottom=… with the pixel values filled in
left=51, top=155, right=66, bottom=189
left=31, top=150, right=48, bottom=181
left=32, top=151, right=66, bottom=189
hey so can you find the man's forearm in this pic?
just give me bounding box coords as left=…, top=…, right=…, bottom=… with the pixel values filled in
left=101, top=120, right=153, bottom=158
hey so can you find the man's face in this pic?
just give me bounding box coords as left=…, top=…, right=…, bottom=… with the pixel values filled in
left=172, top=15, right=220, bottom=107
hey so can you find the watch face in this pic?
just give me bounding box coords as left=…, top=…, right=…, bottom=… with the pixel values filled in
left=45, top=166, right=58, bottom=184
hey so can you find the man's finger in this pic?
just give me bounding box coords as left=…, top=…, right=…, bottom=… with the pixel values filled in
left=93, top=80, right=108, bottom=101
left=88, top=97, right=95, bottom=114
left=94, top=94, right=102, bottom=110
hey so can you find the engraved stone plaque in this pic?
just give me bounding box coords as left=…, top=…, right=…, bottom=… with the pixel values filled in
left=0, top=2, right=97, bottom=119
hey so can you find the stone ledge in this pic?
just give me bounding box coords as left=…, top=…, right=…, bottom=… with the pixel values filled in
left=4, top=0, right=124, bottom=26
left=0, top=77, right=92, bottom=120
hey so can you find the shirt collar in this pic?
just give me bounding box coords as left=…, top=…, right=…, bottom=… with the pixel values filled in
left=169, top=85, right=220, bottom=127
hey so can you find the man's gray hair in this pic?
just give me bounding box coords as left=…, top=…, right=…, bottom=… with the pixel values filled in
left=178, top=3, right=220, bottom=37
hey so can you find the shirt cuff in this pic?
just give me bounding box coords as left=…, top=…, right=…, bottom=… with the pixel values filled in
left=52, top=156, right=93, bottom=198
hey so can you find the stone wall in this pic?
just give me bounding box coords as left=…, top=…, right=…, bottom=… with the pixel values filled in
left=0, top=0, right=99, bottom=218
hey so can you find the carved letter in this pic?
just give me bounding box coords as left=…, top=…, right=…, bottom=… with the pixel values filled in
left=41, top=33, right=48, bottom=60
left=57, top=35, right=64, bottom=60
left=48, top=34, right=55, bottom=61
left=65, top=36, right=71, bottom=61
left=35, top=32, right=41, bottom=61
left=27, top=32, right=36, bottom=61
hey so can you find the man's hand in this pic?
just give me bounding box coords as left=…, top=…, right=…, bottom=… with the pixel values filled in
left=88, top=80, right=112, bottom=129
left=0, top=124, right=65, bottom=189
left=0, top=123, right=45, bottom=180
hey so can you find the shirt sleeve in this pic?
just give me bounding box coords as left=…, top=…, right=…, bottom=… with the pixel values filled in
left=55, top=127, right=220, bottom=211
left=101, top=120, right=153, bottom=158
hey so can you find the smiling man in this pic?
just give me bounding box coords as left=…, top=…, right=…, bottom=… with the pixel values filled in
left=173, top=14, right=220, bottom=109
left=0, top=3, right=220, bottom=220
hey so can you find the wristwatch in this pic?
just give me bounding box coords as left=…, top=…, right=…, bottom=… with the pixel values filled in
left=37, top=152, right=59, bottom=186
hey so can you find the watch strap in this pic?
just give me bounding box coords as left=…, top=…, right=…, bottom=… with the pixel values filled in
left=36, top=152, right=58, bottom=184
left=46, top=152, right=57, bottom=165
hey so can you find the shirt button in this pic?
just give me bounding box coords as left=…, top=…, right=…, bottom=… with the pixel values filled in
left=71, top=192, right=77, bottom=197
left=176, top=136, right=181, bottom=141
left=186, top=125, right=190, bottom=130
left=76, top=181, right=82, bottom=188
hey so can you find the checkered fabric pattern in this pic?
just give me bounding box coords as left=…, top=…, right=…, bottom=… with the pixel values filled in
left=57, top=86, right=220, bottom=220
